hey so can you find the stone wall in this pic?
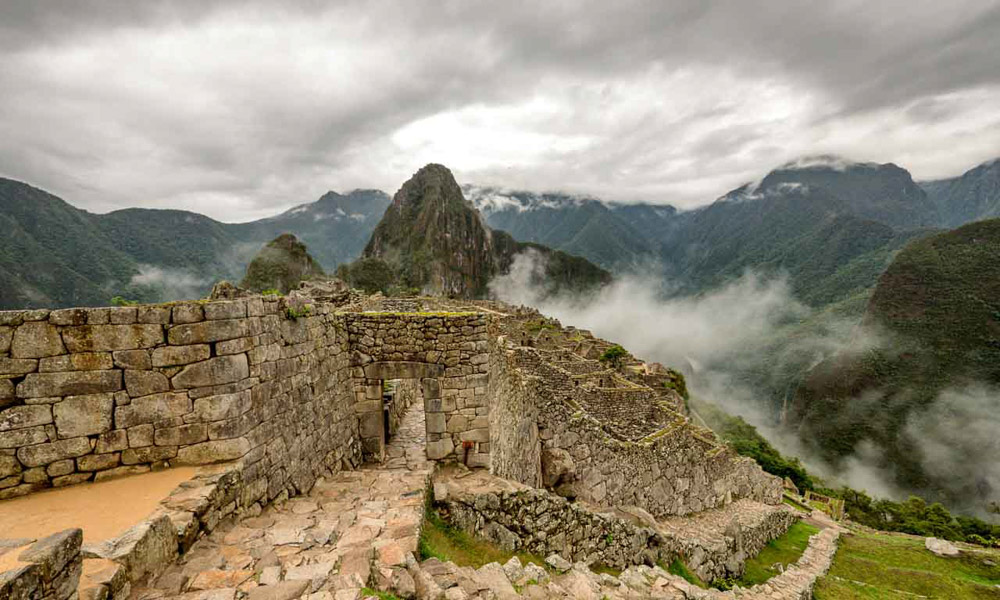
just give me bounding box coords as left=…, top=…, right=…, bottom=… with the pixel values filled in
left=487, top=341, right=542, bottom=487
left=0, top=298, right=362, bottom=501
left=440, top=477, right=674, bottom=570
left=0, top=529, right=83, bottom=600
left=488, top=341, right=783, bottom=518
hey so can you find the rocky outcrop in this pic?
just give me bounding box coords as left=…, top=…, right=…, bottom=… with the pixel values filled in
left=0, top=529, right=83, bottom=600
left=240, top=234, right=324, bottom=293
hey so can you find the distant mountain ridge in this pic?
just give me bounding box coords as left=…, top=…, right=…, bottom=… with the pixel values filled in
left=1, top=154, right=997, bottom=310
left=0, top=177, right=389, bottom=309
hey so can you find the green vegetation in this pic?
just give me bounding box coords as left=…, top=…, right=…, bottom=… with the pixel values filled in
left=110, top=295, right=137, bottom=307
left=360, top=589, right=402, bottom=600
left=419, top=505, right=547, bottom=569
left=665, top=558, right=707, bottom=588
left=336, top=257, right=396, bottom=294
left=738, top=521, right=820, bottom=587
left=796, top=219, right=1000, bottom=513
left=692, top=398, right=814, bottom=492
left=814, top=530, right=1000, bottom=599
left=285, top=302, right=313, bottom=320
left=261, top=288, right=283, bottom=297
left=599, top=345, right=628, bottom=369
left=241, top=233, right=325, bottom=294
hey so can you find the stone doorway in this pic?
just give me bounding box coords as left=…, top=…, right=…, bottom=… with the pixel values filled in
left=356, top=361, right=444, bottom=464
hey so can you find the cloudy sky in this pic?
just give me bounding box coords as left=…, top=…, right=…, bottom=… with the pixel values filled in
left=1, top=1, right=999, bottom=222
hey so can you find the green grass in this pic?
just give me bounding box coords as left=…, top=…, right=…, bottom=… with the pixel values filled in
left=360, top=588, right=402, bottom=600
left=419, top=506, right=548, bottom=569
left=665, top=558, right=707, bottom=588
left=814, top=530, right=1000, bottom=599
left=738, top=521, right=820, bottom=586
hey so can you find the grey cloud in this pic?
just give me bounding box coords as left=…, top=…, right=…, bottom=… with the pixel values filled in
left=0, top=0, right=998, bottom=220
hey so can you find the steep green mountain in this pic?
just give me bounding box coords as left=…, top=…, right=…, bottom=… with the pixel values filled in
left=0, top=178, right=137, bottom=308
left=0, top=178, right=388, bottom=309
left=792, top=219, right=1000, bottom=511
left=465, top=186, right=665, bottom=270
left=357, top=164, right=610, bottom=298
left=921, top=158, right=1000, bottom=227
left=241, top=233, right=325, bottom=293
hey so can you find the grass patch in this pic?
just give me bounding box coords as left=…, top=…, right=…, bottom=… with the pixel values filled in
left=665, top=558, right=708, bottom=588
left=590, top=563, right=622, bottom=577
left=814, top=530, right=1000, bottom=599
left=360, top=589, right=401, bottom=600
left=738, top=521, right=820, bottom=587
left=419, top=505, right=548, bottom=569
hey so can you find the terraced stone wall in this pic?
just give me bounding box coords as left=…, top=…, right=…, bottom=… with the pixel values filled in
left=488, top=341, right=783, bottom=518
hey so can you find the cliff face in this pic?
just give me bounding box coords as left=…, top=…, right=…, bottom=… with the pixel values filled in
left=241, top=233, right=325, bottom=293
left=362, top=164, right=610, bottom=298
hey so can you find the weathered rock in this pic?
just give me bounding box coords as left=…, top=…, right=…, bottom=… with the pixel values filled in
left=172, top=355, right=250, bottom=389
left=124, top=370, right=170, bottom=398
left=115, top=392, right=192, bottom=429
left=17, top=371, right=122, bottom=398
left=0, top=405, right=53, bottom=431
left=11, top=322, right=66, bottom=359
left=925, top=537, right=960, bottom=557
left=168, top=320, right=248, bottom=345
left=77, top=453, right=121, bottom=472
left=39, top=353, right=113, bottom=373
left=152, top=345, right=211, bottom=368
left=62, top=325, right=164, bottom=352
left=191, top=391, right=252, bottom=422
left=17, top=437, right=92, bottom=467
left=245, top=580, right=310, bottom=600
left=53, top=394, right=113, bottom=438
left=175, top=438, right=251, bottom=464
left=0, top=325, right=12, bottom=353
left=83, top=515, right=177, bottom=583
left=544, top=554, right=572, bottom=573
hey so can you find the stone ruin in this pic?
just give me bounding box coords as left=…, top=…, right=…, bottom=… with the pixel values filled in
left=0, top=289, right=803, bottom=600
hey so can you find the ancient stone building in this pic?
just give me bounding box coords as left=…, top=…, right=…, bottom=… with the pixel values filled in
left=0, top=291, right=788, bottom=599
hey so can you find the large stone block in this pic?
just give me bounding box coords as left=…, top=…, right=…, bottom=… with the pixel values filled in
left=49, top=308, right=88, bottom=326
left=124, top=370, right=170, bottom=398
left=0, top=326, right=12, bottom=353
left=172, top=354, right=249, bottom=389
left=53, top=394, right=113, bottom=438
left=137, top=306, right=172, bottom=325
left=62, top=325, right=164, bottom=352
left=0, top=425, right=49, bottom=448
left=0, top=404, right=52, bottom=431
left=38, top=353, right=114, bottom=372
left=17, top=370, right=122, bottom=398
left=0, top=455, right=21, bottom=478
left=191, top=391, right=251, bottom=422
left=175, top=438, right=251, bottom=464
left=151, top=344, right=210, bottom=368
left=122, top=446, right=177, bottom=465
left=84, top=515, right=177, bottom=584
left=172, top=304, right=204, bottom=324
left=17, top=437, right=92, bottom=467
left=77, top=452, right=120, bottom=472
left=154, top=423, right=208, bottom=446
left=113, top=350, right=152, bottom=370
left=167, top=320, right=247, bottom=345
left=95, top=430, right=128, bottom=453
left=0, top=357, right=38, bottom=376
left=426, top=412, right=446, bottom=434
left=115, top=392, right=192, bottom=428
left=426, top=438, right=454, bottom=460
left=204, top=301, right=247, bottom=320
left=11, top=322, right=66, bottom=358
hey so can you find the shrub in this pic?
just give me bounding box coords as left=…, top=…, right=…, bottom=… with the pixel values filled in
left=110, top=296, right=138, bottom=307
left=599, top=345, right=628, bottom=369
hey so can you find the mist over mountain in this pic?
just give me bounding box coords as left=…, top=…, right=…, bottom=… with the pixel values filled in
left=0, top=178, right=388, bottom=309
left=921, top=158, right=1000, bottom=228
left=793, top=219, right=1000, bottom=515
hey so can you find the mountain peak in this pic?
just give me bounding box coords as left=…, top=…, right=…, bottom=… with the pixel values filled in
left=777, top=155, right=880, bottom=172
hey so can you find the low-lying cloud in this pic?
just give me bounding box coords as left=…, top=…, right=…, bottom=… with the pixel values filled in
left=130, top=265, right=212, bottom=301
